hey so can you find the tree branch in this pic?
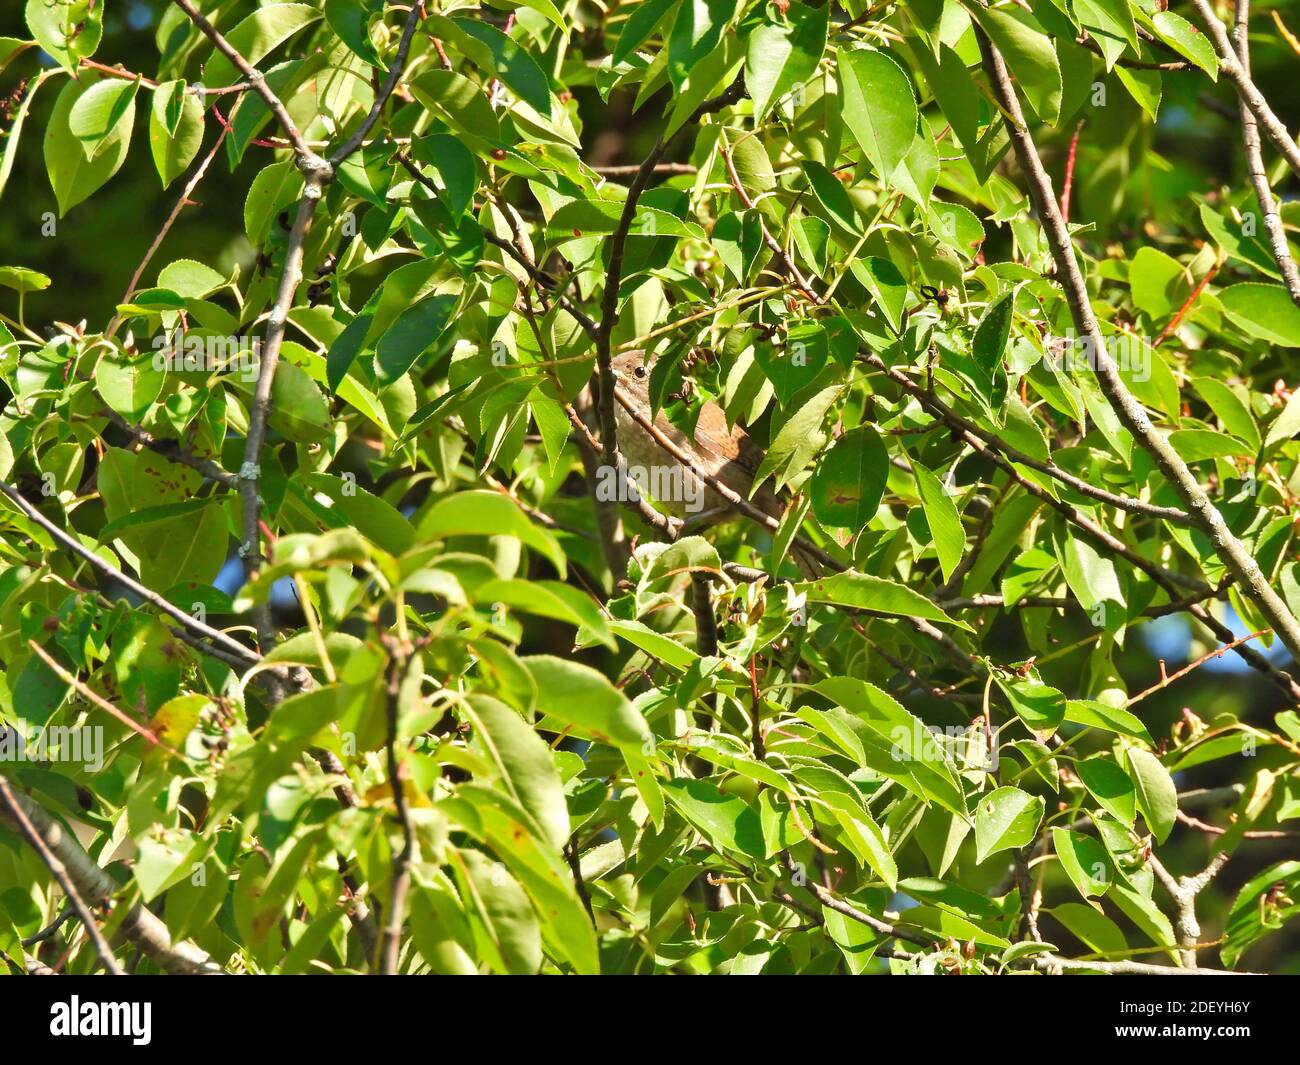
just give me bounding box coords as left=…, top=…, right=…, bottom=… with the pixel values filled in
left=103, top=409, right=238, bottom=488
left=1189, top=0, right=1300, bottom=175
left=329, top=4, right=424, bottom=167
left=1150, top=849, right=1232, bottom=969
left=977, top=26, right=1300, bottom=667
left=170, top=0, right=316, bottom=160
left=595, top=77, right=746, bottom=466
left=1230, top=0, right=1300, bottom=306
left=0, top=783, right=224, bottom=974
left=0, top=777, right=123, bottom=975
left=860, top=353, right=1192, bottom=524
left=0, top=479, right=259, bottom=666
left=380, top=647, right=414, bottom=975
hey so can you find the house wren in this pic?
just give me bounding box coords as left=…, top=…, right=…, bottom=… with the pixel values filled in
left=608, top=350, right=784, bottom=523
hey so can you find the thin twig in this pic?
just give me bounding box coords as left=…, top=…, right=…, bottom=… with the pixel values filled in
left=1126, top=628, right=1269, bottom=707
left=720, top=133, right=820, bottom=303
left=1153, top=263, right=1220, bottom=347
left=380, top=650, right=414, bottom=975
left=329, top=4, right=424, bottom=166
left=594, top=78, right=746, bottom=469
left=0, top=479, right=259, bottom=665
left=860, top=353, right=1190, bottom=524
left=26, top=640, right=181, bottom=758
left=104, top=409, right=238, bottom=487
left=105, top=99, right=238, bottom=339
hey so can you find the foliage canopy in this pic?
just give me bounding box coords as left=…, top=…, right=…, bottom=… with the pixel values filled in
left=0, top=0, right=1299, bottom=976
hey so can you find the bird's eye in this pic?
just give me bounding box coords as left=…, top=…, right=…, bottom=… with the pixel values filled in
left=633, top=365, right=646, bottom=378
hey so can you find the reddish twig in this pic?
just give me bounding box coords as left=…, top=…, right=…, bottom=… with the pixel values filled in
left=1154, top=264, right=1220, bottom=347
left=1126, top=628, right=1269, bottom=707
left=1059, top=120, right=1083, bottom=223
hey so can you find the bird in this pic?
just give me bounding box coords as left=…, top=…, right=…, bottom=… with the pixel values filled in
left=607, top=349, right=785, bottom=525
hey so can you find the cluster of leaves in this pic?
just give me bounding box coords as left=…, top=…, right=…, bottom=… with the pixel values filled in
left=0, top=0, right=1298, bottom=975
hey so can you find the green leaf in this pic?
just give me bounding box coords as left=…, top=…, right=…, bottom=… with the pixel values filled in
left=476, top=579, right=615, bottom=650
left=202, top=4, right=322, bottom=87
left=853, top=256, right=909, bottom=333
left=157, top=259, right=226, bottom=300
left=149, top=82, right=204, bottom=188
left=0, top=71, right=50, bottom=207
left=410, top=134, right=478, bottom=219
left=1265, top=389, right=1300, bottom=452
left=1075, top=755, right=1137, bottom=826
left=913, top=461, right=964, bottom=582
left=812, top=677, right=967, bottom=817
left=1221, top=860, right=1300, bottom=968
left=1111, top=882, right=1178, bottom=956
left=135, top=833, right=205, bottom=903
left=420, top=490, right=565, bottom=575
left=837, top=46, right=917, bottom=181
left=928, top=201, right=985, bottom=261
left=1220, top=283, right=1300, bottom=347
left=297, top=471, right=414, bottom=555
left=1126, top=747, right=1177, bottom=843
left=662, top=778, right=766, bottom=861
left=452, top=849, right=543, bottom=975
left=1193, top=378, right=1259, bottom=450
left=261, top=359, right=331, bottom=443
left=374, top=293, right=457, bottom=384
left=1052, top=828, right=1113, bottom=898
left=0, top=266, right=51, bottom=293
left=971, top=289, right=1013, bottom=406
left=971, top=6, right=1061, bottom=123
left=832, top=808, right=898, bottom=890
left=667, top=0, right=737, bottom=90
left=752, top=384, right=841, bottom=491
left=430, top=14, right=553, bottom=116
left=68, top=76, right=138, bottom=154
left=1074, top=0, right=1137, bottom=69
left=755, top=320, right=829, bottom=404
left=614, top=0, right=678, bottom=63
left=996, top=676, right=1066, bottom=734
left=746, top=3, right=829, bottom=121
left=463, top=694, right=570, bottom=854
left=1114, top=66, right=1161, bottom=121
left=803, top=160, right=861, bottom=237
left=523, top=655, right=651, bottom=749
left=1050, top=902, right=1128, bottom=956
left=96, top=352, right=164, bottom=420
left=810, top=425, right=887, bottom=529
left=1150, top=11, right=1217, bottom=79
left=974, top=787, right=1044, bottom=863
left=798, top=571, right=962, bottom=627
left=0, top=37, right=34, bottom=75
left=44, top=76, right=133, bottom=215
left=25, top=0, right=102, bottom=73
left=325, top=0, right=382, bottom=67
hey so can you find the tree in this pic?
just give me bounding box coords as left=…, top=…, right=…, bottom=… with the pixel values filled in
left=0, top=0, right=1298, bottom=977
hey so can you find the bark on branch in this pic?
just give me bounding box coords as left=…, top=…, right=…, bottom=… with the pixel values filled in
left=0, top=784, right=224, bottom=974
left=977, top=27, right=1300, bottom=667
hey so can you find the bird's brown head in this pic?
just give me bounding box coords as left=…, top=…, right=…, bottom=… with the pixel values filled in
left=610, top=351, right=652, bottom=405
